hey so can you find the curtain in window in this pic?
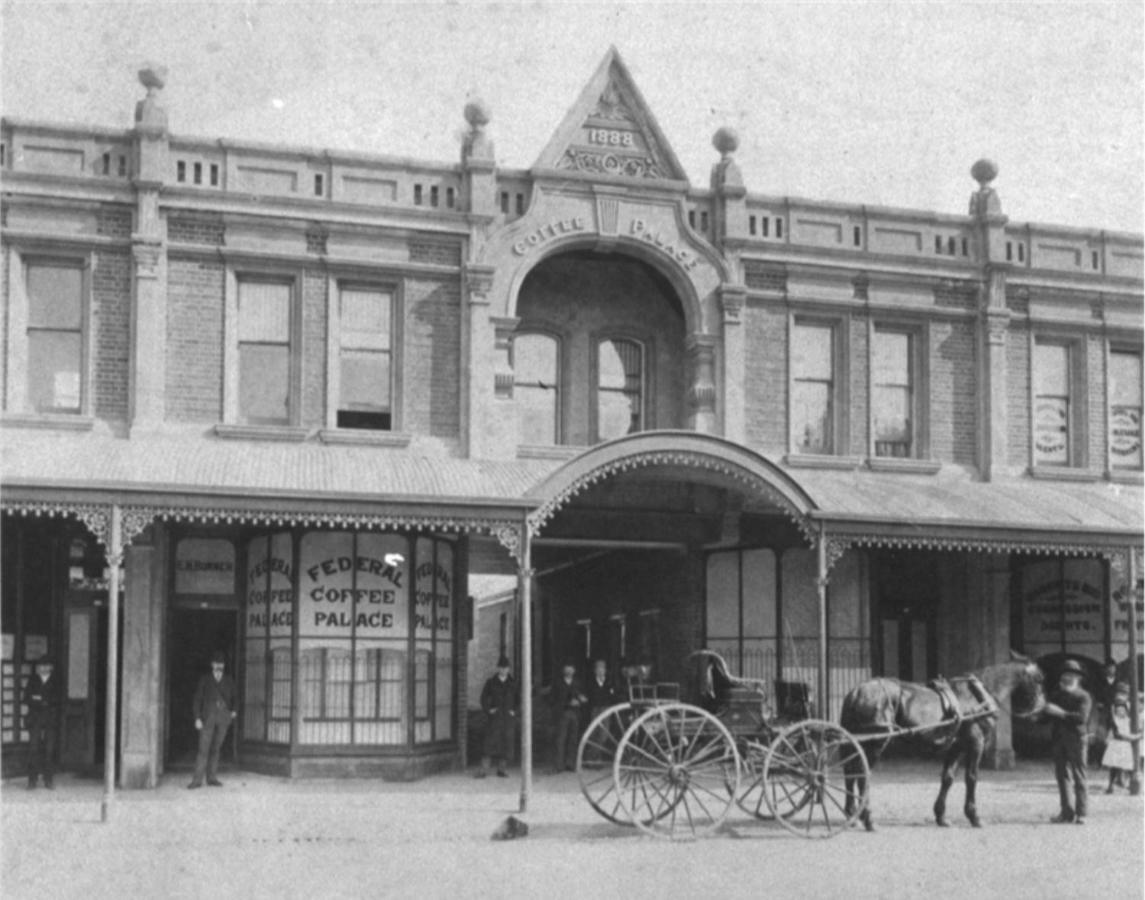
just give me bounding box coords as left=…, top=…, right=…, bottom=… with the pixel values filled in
left=597, top=338, right=642, bottom=440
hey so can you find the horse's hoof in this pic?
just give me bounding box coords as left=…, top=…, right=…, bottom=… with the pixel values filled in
left=936, top=817, right=949, bottom=828
left=968, top=818, right=982, bottom=829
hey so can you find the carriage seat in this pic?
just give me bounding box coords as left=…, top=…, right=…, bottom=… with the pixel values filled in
left=716, top=685, right=768, bottom=736
left=775, top=680, right=811, bottom=721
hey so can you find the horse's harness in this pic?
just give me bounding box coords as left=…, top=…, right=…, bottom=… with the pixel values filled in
left=928, top=674, right=999, bottom=734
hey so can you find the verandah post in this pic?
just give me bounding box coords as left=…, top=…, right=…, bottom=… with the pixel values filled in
left=518, top=521, right=533, bottom=813
left=101, top=505, right=122, bottom=823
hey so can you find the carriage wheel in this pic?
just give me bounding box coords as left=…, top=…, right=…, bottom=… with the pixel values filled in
left=614, top=703, right=740, bottom=839
left=732, top=737, right=811, bottom=820
left=576, top=703, right=637, bottom=825
left=762, top=719, right=869, bottom=839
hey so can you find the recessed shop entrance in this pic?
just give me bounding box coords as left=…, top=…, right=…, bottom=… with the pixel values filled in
left=166, top=607, right=237, bottom=768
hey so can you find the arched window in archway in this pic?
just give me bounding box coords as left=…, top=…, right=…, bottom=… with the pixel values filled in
left=513, top=332, right=559, bottom=446
left=596, top=337, right=644, bottom=441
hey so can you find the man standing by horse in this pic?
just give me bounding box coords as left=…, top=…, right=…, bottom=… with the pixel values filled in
left=1042, top=659, right=1093, bottom=825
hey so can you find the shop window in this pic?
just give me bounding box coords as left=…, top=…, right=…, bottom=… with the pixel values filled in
left=791, top=322, right=836, bottom=454
left=26, top=261, right=85, bottom=414
left=872, top=329, right=914, bottom=458
left=335, top=285, right=393, bottom=430
left=596, top=337, right=644, bottom=442
left=1033, top=340, right=1074, bottom=466
left=513, top=332, right=559, bottom=445
left=237, top=279, right=293, bottom=425
left=1109, top=349, right=1143, bottom=470
left=243, top=533, right=294, bottom=744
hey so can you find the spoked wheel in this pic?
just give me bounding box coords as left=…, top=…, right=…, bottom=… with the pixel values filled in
left=614, top=703, right=740, bottom=840
left=732, top=737, right=801, bottom=820
left=762, top=719, right=869, bottom=839
left=576, top=703, right=637, bottom=825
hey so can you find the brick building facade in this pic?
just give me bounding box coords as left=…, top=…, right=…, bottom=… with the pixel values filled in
left=1, top=50, right=1141, bottom=787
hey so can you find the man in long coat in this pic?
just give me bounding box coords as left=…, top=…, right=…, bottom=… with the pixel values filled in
left=188, top=651, right=237, bottom=789
left=1042, top=658, right=1093, bottom=824
left=477, top=656, right=516, bottom=777
left=23, top=657, right=61, bottom=789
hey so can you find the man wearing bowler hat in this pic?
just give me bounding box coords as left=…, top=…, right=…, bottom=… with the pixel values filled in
left=476, top=655, right=516, bottom=778
left=23, top=656, right=61, bottom=789
left=188, top=651, right=237, bottom=789
left=1041, top=658, right=1093, bottom=824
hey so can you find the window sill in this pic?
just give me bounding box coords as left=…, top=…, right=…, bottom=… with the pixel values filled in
left=1108, top=469, right=1144, bottom=485
left=1028, top=466, right=1102, bottom=482
left=2, top=412, right=94, bottom=431
left=517, top=444, right=585, bottom=460
left=214, top=423, right=309, bottom=442
left=866, top=457, right=942, bottom=475
left=783, top=453, right=863, bottom=471
left=318, top=429, right=412, bottom=447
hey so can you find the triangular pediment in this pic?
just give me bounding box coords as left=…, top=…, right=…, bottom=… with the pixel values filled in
left=533, top=47, right=688, bottom=182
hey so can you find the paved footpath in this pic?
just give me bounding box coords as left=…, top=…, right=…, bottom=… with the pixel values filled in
left=2, top=760, right=1142, bottom=900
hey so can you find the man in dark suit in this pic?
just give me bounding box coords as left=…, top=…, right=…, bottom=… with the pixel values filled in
left=586, top=658, right=618, bottom=722
left=23, top=657, right=61, bottom=789
left=188, top=651, right=237, bottom=789
left=476, top=655, right=517, bottom=778
left=1042, top=658, right=1093, bottom=824
left=551, top=663, right=587, bottom=773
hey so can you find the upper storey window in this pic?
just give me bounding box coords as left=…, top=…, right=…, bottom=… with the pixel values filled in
left=26, top=262, right=84, bottom=414
left=596, top=338, right=643, bottom=442
left=337, top=286, right=393, bottom=430
left=514, top=333, right=559, bottom=446
left=1033, top=341, right=1072, bottom=466
left=1110, top=349, right=1143, bottom=470
left=872, top=329, right=913, bottom=458
left=791, top=322, right=835, bottom=454
left=238, top=280, right=292, bottom=425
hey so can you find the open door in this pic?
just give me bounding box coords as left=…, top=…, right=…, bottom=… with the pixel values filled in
left=167, top=608, right=237, bottom=767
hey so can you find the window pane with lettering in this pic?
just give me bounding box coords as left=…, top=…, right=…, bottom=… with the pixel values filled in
left=238, top=280, right=291, bottom=425
left=1034, top=342, right=1070, bottom=465
left=243, top=533, right=295, bottom=744
left=514, top=333, right=558, bottom=445
left=338, top=287, right=392, bottom=430
left=792, top=323, right=834, bottom=454
left=597, top=338, right=643, bottom=441
left=873, top=330, right=912, bottom=458
left=298, top=532, right=409, bottom=745
left=26, top=263, right=83, bottom=413
left=414, top=538, right=454, bottom=742
left=1110, top=350, right=1143, bottom=470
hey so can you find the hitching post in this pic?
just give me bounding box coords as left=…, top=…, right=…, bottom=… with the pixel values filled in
left=815, top=525, right=829, bottom=719
left=1128, top=546, right=1141, bottom=796
left=518, top=521, right=533, bottom=813
left=101, top=505, right=122, bottom=823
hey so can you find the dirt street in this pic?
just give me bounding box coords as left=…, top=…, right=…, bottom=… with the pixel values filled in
left=2, top=760, right=1141, bottom=900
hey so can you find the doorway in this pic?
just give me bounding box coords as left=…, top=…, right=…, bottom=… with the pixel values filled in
left=167, top=608, right=238, bottom=768
left=874, top=550, right=940, bottom=682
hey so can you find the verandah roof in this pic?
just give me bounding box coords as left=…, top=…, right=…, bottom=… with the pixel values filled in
left=1, top=429, right=1140, bottom=554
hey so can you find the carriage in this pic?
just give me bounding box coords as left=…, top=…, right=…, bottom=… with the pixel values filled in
left=575, top=650, right=872, bottom=840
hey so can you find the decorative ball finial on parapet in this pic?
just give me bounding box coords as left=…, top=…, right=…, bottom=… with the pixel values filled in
left=710, top=126, right=743, bottom=192
left=134, top=63, right=169, bottom=132
left=462, top=98, right=494, bottom=163
left=969, top=157, right=1001, bottom=218
left=712, top=126, right=739, bottom=160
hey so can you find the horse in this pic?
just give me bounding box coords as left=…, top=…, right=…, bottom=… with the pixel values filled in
left=840, top=651, right=1046, bottom=830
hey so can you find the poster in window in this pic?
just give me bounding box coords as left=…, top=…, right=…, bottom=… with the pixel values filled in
left=1111, top=406, right=1142, bottom=468
left=1034, top=399, right=1068, bottom=463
